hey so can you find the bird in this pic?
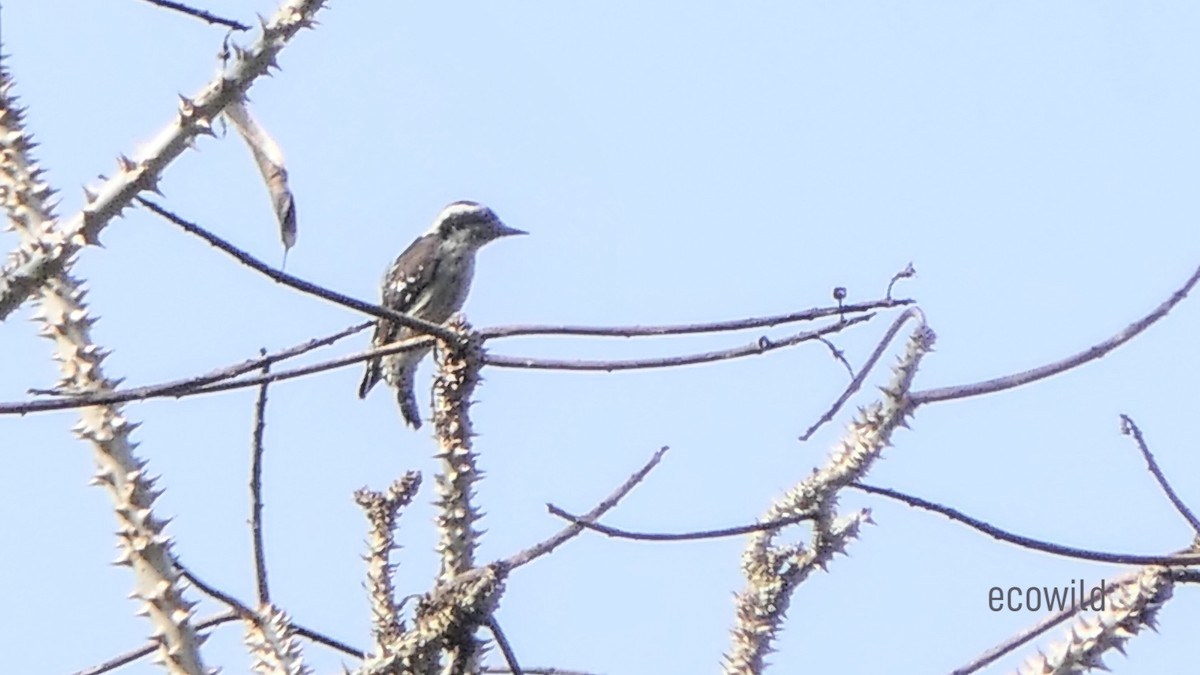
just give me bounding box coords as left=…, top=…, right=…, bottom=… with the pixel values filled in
left=358, top=200, right=526, bottom=428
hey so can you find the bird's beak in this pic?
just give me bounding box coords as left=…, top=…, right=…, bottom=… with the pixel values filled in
left=494, top=223, right=528, bottom=238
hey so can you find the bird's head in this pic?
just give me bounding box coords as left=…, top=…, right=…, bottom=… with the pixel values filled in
left=428, top=200, right=526, bottom=252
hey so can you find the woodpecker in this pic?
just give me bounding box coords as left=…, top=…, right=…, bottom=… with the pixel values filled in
left=358, top=201, right=526, bottom=428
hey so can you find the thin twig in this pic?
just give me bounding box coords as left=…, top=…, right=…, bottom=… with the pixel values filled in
left=815, top=337, right=855, bottom=378
left=1, top=330, right=424, bottom=414
left=71, top=611, right=239, bottom=675
left=250, top=355, right=271, bottom=604
left=177, top=561, right=255, bottom=618
left=852, top=482, right=1200, bottom=566
left=912, top=262, right=1200, bottom=405
left=178, top=561, right=366, bottom=661
left=886, top=262, right=916, bottom=300
left=546, top=505, right=813, bottom=542
left=292, top=624, right=365, bottom=660
left=138, top=198, right=461, bottom=343
left=1120, top=414, right=1200, bottom=534
left=26, top=320, right=365, bottom=402
left=478, top=299, right=909, bottom=339
left=950, top=577, right=1131, bottom=675
left=799, top=308, right=924, bottom=440
left=137, top=0, right=250, bottom=30
left=486, top=617, right=524, bottom=675
left=485, top=315, right=872, bottom=371
left=502, top=446, right=669, bottom=570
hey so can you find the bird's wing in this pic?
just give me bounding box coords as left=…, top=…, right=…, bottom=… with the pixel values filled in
left=376, top=234, right=444, bottom=341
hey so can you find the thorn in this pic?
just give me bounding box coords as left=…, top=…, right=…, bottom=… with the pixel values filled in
left=193, top=118, right=216, bottom=137
left=116, top=154, right=136, bottom=173
left=177, top=94, right=195, bottom=119
left=139, top=173, right=164, bottom=197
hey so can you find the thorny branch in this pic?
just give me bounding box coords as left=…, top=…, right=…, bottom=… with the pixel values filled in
left=2, top=0, right=329, bottom=317
left=951, top=575, right=1139, bottom=675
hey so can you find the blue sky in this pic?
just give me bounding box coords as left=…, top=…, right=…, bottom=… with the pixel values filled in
left=3, top=2, right=1199, bottom=673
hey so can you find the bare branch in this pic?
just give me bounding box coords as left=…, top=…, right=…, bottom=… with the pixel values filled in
left=485, top=315, right=873, bottom=371
left=912, top=262, right=1200, bottom=405
left=815, top=336, right=855, bottom=378
left=138, top=197, right=461, bottom=342
left=0, top=328, right=421, bottom=415
left=72, top=607, right=361, bottom=675
left=800, top=308, right=927, bottom=440
left=852, top=482, right=1200, bottom=566
left=886, top=262, right=916, bottom=300
left=177, top=560, right=256, bottom=618
left=291, top=624, right=364, bottom=660
left=71, top=611, right=238, bottom=675
left=1119, top=414, right=1200, bottom=534
left=478, top=298, right=909, bottom=339
left=2, top=311, right=878, bottom=415
left=137, top=0, right=251, bottom=30
left=486, top=617, right=524, bottom=675
left=503, top=446, right=669, bottom=571
left=547, top=505, right=813, bottom=542
left=249, top=356, right=271, bottom=604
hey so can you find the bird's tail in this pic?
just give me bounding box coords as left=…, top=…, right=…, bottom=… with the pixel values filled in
left=358, top=357, right=382, bottom=399
left=398, top=384, right=423, bottom=430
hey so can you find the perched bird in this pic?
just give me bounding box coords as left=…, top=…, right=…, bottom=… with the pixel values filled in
left=358, top=201, right=526, bottom=428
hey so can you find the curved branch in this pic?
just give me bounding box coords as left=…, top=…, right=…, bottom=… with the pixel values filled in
left=485, top=315, right=872, bottom=371
left=72, top=611, right=240, bottom=675
left=799, top=308, right=926, bottom=440
left=503, top=446, right=668, bottom=570
left=137, top=0, right=250, bottom=30
left=911, top=262, right=1200, bottom=405
left=546, top=505, right=813, bottom=542
left=479, top=299, right=908, bottom=339
left=852, top=482, right=1200, bottom=566
left=1120, top=414, right=1200, bottom=534
left=2, top=322, right=375, bottom=414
